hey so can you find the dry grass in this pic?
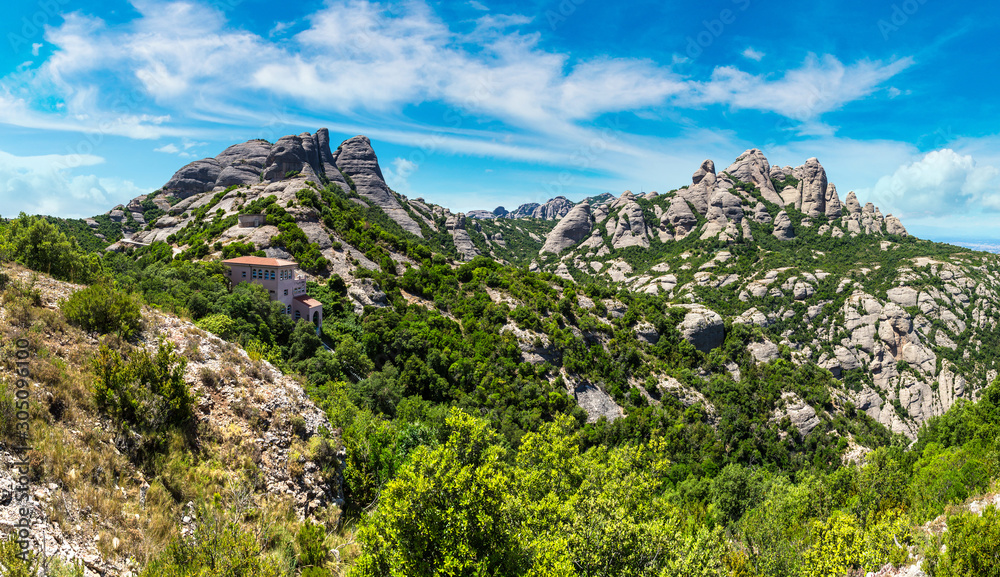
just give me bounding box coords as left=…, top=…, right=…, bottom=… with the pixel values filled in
left=0, top=267, right=345, bottom=574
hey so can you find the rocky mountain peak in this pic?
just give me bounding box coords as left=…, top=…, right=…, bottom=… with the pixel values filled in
left=724, top=148, right=783, bottom=205
left=692, top=159, right=716, bottom=185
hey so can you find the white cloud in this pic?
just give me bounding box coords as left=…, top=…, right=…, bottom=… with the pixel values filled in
left=383, top=157, right=419, bottom=192
left=0, top=149, right=148, bottom=218
left=687, top=54, right=913, bottom=120
left=31, top=43, right=43, bottom=56
left=741, top=47, right=764, bottom=61
left=469, top=1, right=489, bottom=11
left=859, top=149, right=1000, bottom=218
left=154, top=143, right=180, bottom=154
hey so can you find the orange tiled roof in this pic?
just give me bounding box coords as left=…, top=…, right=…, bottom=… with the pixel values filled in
left=222, top=256, right=296, bottom=267
left=294, top=295, right=323, bottom=307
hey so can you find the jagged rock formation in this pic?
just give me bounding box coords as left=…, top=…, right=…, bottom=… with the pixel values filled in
left=158, top=130, right=422, bottom=238
left=334, top=136, right=423, bottom=237
left=724, top=149, right=784, bottom=205
left=445, top=212, right=480, bottom=261
left=505, top=202, right=541, bottom=219
left=611, top=201, right=650, bottom=249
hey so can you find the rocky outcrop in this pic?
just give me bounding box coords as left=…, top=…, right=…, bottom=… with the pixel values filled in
left=163, top=159, right=224, bottom=198
left=540, top=201, right=593, bottom=254
left=675, top=304, right=725, bottom=353
left=665, top=196, right=698, bottom=238
left=845, top=191, right=862, bottom=216
left=724, top=148, right=784, bottom=205
left=825, top=182, right=843, bottom=218
left=797, top=157, right=827, bottom=218
left=611, top=202, right=650, bottom=249
left=773, top=210, right=795, bottom=241
left=505, top=202, right=541, bottom=219
left=262, top=133, right=322, bottom=183
left=334, top=135, right=423, bottom=237
left=886, top=215, right=908, bottom=236
left=531, top=196, right=574, bottom=220
left=445, top=212, right=480, bottom=261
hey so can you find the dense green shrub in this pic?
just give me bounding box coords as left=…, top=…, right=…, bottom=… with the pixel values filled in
left=927, top=505, right=1000, bottom=576
left=63, top=284, right=143, bottom=338
left=91, top=339, right=195, bottom=460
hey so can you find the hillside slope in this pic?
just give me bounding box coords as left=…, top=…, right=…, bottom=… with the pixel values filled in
left=0, top=265, right=345, bottom=576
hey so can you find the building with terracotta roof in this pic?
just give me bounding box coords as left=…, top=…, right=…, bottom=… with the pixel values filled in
left=221, top=256, right=322, bottom=330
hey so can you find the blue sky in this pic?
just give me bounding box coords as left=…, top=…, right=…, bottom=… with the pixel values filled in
left=1, top=0, right=999, bottom=241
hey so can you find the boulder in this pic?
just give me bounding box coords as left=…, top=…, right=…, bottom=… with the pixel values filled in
left=675, top=304, right=725, bottom=353
left=772, top=210, right=795, bottom=241
left=539, top=201, right=593, bottom=254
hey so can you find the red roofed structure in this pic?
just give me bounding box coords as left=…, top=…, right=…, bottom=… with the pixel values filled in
left=222, top=257, right=322, bottom=330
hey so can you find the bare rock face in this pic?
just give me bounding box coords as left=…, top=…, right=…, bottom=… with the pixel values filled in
left=540, top=201, right=593, bottom=254
left=263, top=134, right=322, bottom=183
left=825, top=182, right=843, bottom=218
left=773, top=210, right=795, bottom=241
left=215, top=140, right=271, bottom=188
left=724, top=148, right=784, bottom=205
left=675, top=304, right=725, bottom=353
left=163, top=159, right=223, bottom=198
left=506, top=202, right=541, bottom=219
left=710, top=189, right=744, bottom=222
left=885, top=215, right=908, bottom=236
left=611, top=202, right=650, bottom=249
left=445, top=213, right=480, bottom=261
left=664, top=196, right=698, bottom=238
left=692, top=159, right=716, bottom=185
left=748, top=340, right=780, bottom=364
left=777, top=392, right=821, bottom=436
left=531, top=196, right=574, bottom=220
left=780, top=185, right=801, bottom=208
left=752, top=202, right=772, bottom=224
left=797, top=157, right=828, bottom=218
left=680, top=161, right=716, bottom=215
left=335, top=135, right=423, bottom=237
left=845, top=191, right=862, bottom=216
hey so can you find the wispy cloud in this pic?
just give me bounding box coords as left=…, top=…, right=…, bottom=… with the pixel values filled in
left=685, top=54, right=914, bottom=121
left=0, top=149, right=148, bottom=218
left=741, top=47, right=764, bottom=61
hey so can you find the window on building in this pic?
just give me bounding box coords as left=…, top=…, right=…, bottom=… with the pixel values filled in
left=295, top=310, right=301, bottom=320
left=271, top=271, right=275, bottom=280
left=286, top=305, right=291, bottom=314
left=252, top=269, right=257, bottom=279
left=284, top=289, right=288, bottom=296
left=242, top=271, right=246, bottom=278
